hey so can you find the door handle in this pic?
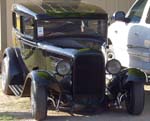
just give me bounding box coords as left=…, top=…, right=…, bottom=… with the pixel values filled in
left=114, top=30, right=118, bottom=34
left=134, top=32, right=139, bottom=36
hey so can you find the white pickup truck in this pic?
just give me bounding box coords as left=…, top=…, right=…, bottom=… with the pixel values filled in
left=108, top=0, right=150, bottom=75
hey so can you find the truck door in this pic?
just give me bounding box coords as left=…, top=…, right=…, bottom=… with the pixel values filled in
left=109, top=0, right=148, bottom=68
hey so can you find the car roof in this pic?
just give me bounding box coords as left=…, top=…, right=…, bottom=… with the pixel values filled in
left=12, top=1, right=108, bottom=20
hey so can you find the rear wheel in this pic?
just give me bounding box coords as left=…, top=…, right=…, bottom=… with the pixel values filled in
left=31, top=81, right=47, bottom=121
left=1, top=56, right=12, bottom=95
left=125, top=82, right=144, bottom=115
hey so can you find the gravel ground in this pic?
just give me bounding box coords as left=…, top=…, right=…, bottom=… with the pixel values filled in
left=0, top=85, right=150, bottom=121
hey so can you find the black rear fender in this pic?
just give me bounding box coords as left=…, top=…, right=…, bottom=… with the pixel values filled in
left=3, top=47, right=23, bottom=84
left=15, top=48, right=28, bottom=76
left=22, top=71, right=61, bottom=97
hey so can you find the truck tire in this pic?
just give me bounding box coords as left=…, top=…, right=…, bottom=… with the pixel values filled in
left=31, top=81, right=47, bottom=121
left=125, top=82, right=144, bottom=115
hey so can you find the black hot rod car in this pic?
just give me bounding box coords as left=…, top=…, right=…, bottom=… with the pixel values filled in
left=1, top=1, right=146, bottom=121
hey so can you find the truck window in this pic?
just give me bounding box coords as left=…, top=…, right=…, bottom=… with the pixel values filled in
left=146, top=8, right=150, bottom=23
left=127, top=0, right=147, bottom=23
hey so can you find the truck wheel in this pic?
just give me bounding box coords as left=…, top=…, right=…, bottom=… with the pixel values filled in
left=125, top=82, right=144, bottom=115
left=31, top=81, right=47, bottom=121
left=1, top=56, right=12, bottom=95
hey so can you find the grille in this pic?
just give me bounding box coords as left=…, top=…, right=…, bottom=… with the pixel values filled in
left=73, top=52, right=105, bottom=98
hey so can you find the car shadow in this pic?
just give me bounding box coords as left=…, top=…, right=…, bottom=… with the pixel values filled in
left=45, top=108, right=127, bottom=121
left=0, top=106, right=146, bottom=121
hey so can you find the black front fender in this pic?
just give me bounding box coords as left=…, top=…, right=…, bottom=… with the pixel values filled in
left=108, top=68, right=146, bottom=98
left=22, top=70, right=61, bottom=97
left=126, top=68, right=146, bottom=83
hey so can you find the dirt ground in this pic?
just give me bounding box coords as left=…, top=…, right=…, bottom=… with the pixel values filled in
left=0, top=84, right=150, bottom=121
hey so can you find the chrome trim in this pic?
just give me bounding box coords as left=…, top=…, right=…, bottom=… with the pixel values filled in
left=128, top=45, right=150, bottom=62
left=13, top=4, right=37, bottom=19
left=37, top=42, right=76, bottom=58
left=21, top=38, right=37, bottom=46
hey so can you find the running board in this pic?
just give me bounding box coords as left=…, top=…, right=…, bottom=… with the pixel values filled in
left=9, top=85, right=23, bottom=96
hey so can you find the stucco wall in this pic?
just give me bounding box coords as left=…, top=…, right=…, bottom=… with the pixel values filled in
left=83, top=0, right=135, bottom=16
left=14, top=0, right=42, bottom=4
left=0, top=0, right=7, bottom=51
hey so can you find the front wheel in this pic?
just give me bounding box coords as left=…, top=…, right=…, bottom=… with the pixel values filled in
left=31, top=81, right=47, bottom=121
left=125, top=82, right=145, bottom=115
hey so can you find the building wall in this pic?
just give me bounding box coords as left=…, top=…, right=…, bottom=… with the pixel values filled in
left=14, top=0, right=42, bottom=4
left=0, top=0, right=7, bottom=51
left=0, top=0, right=136, bottom=52
left=83, top=0, right=136, bottom=16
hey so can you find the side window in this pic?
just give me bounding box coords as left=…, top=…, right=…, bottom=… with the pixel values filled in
left=12, top=12, right=21, bottom=31
left=22, top=16, right=34, bottom=39
left=146, top=8, right=150, bottom=23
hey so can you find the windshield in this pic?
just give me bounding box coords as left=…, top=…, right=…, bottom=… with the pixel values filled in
left=127, top=0, right=148, bottom=23
left=37, top=19, right=107, bottom=39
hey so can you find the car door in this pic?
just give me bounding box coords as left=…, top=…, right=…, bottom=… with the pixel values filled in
left=108, top=0, right=148, bottom=68
left=21, top=15, right=48, bottom=71
left=126, top=0, right=149, bottom=49
left=143, top=2, right=150, bottom=49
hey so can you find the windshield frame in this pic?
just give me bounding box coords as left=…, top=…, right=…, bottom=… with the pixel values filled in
left=36, top=13, right=108, bottom=20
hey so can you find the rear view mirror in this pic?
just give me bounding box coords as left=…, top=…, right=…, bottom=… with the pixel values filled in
left=112, top=11, right=126, bottom=21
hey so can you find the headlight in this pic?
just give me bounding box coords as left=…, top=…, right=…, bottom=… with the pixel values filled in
left=56, top=61, right=71, bottom=76
left=106, top=59, right=121, bottom=74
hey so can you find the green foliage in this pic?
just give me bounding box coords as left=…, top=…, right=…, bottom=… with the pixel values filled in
left=0, top=114, right=16, bottom=121
left=43, top=2, right=106, bottom=17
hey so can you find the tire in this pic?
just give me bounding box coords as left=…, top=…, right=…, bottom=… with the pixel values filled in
left=125, top=82, right=145, bottom=115
left=31, top=81, right=47, bottom=121
left=1, top=56, right=12, bottom=95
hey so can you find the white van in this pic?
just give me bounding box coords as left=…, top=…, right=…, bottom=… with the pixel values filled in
left=108, top=0, right=150, bottom=74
